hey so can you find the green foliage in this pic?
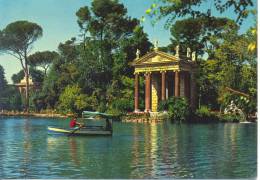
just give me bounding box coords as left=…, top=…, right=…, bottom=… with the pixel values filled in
left=218, top=114, right=241, bottom=123
left=196, top=106, right=211, bottom=116
left=109, top=99, right=133, bottom=116
left=0, top=65, right=8, bottom=109
left=170, top=17, right=236, bottom=55
left=11, top=70, right=24, bottom=84
left=0, top=21, right=42, bottom=52
left=148, top=0, right=254, bottom=27
left=27, top=0, right=151, bottom=115
left=28, top=51, right=59, bottom=75
left=0, top=65, right=7, bottom=91
left=6, top=86, right=22, bottom=111
left=158, top=97, right=190, bottom=122
left=158, top=100, right=168, bottom=112
left=0, top=20, right=43, bottom=112
left=219, top=92, right=255, bottom=119
left=30, top=91, right=47, bottom=112
left=58, top=85, right=88, bottom=114
left=193, top=106, right=218, bottom=123
left=168, top=97, right=190, bottom=122
left=0, top=65, right=22, bottom=110
left=196, top=23, right=256, bottom=111
left=11, top=67, right=44, bottom=84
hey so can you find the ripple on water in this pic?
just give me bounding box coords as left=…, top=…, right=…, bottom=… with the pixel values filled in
left=0, top=119, right=257, bottom=179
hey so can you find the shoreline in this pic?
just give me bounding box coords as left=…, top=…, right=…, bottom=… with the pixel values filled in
left=0, top=111, right=68, bottom=118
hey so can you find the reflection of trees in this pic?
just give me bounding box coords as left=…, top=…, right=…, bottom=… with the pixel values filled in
left=169, top=124, right=192, bottom=178
left=130, top=123, right=140, bottom=175
left=21, top=118, right=31, bottom=178
left=69, top=138, right=80, bottom=166
left=161, top=122, right=174, bottom=177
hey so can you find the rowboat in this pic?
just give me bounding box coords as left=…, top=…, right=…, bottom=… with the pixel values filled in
left=48, top=111, right=113, bottom=136
left=48, top=126, right=112, bottom=136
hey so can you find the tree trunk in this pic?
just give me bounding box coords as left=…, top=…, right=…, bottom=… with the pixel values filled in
left=24, top=57, right=29, bottom=113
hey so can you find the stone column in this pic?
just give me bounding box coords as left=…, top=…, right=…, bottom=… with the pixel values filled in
left=174, top=70, right=180, bottom=97
left=145, top=72, right=151, bottom=112
left=190, top=71, right=197, bottom=110
left=161, top=71, right=166, bottom=101
left=184, top=72, right=191, bottom=101
left=134, top=73, right=139, bottom=112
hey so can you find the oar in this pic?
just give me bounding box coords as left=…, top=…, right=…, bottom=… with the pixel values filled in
left=68, top=126, right=81, bottom=137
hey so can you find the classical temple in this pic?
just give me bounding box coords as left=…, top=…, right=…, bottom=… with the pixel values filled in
left=15, top=76, right=39, bottom=94
left=131, top=45, right=197, bottom=112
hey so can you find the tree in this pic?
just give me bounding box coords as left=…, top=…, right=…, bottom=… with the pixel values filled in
left=76, top=0, right=139, bottom=73
left=147, top=0, right=254, bottom=27
left=58, top=85, right=88, bottom=114
left=0, top=21, right=43, bottom=112
left=0, top=65, right=7, bottom=91
left=169, top=17, right=237, bottom=56
left=197, top=23, right=256, bottom=112
left=28, top=51, right=59, bottom=75
left=0, top=65, right=8, bottom=109
left=37, top=0, right=151, bottom=113
left=74, top=0, right=150, bottom=112
left=11, top=70, right=24, bottom=84
left=12, top=67, right=44, bottom=84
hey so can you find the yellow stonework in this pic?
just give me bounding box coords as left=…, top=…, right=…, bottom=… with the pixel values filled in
left=135, top=65, right=180, bottom=73
left=142, top=55, right=174, bottom=64
left=132, top=49, right=197, bottom=112
left=151, top=77, right=158, bottom=112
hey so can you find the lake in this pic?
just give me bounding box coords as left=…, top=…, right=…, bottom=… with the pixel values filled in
left=0, top=117, right=257, bottom=179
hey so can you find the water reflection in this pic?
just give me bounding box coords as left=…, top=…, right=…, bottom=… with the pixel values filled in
left=69, top=138, right=80, bottom=166
left=0, top=118, right=257, bottom=179
left=21, top=119, right=31, bottom=178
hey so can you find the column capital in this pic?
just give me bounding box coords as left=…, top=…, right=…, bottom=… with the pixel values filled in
left=173, top=69, right=180, bottom=72
left=134, top=72, right=139, bottom=75
left=160, top=70, right=166, bottom=73
left=145, top=71, right=152, bottom=75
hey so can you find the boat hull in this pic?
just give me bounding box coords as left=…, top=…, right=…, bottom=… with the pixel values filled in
left=48, top=126, right=112, bottom=136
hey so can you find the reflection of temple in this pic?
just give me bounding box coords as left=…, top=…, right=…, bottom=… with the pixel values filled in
left=132, top=45, right=197, bottom=112
left=15, top=76, right=39, bottom=94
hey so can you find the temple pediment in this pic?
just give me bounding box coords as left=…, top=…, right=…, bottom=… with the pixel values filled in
left=132, top=51, right=179, bottom=66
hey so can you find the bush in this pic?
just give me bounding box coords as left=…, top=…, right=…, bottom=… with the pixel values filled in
left=193, top=106, right=218, bottom=123
left=108, top=98, right=133, bottom=116
left=158, top=100, right=168, bottom=111
left=167, top=97, right=190, bottom=122
left=58, top=85, right=88, bottom=114
left=218, top=113, right=241, bottom=122
left=196, top=106, right=210, bottom=115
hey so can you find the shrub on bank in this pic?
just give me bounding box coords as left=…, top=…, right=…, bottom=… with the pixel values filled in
left=158, top=97, right=190, bottom=122
left=191, top=106, right=219, bottom=123
left=108, top=98, right=133, bottom=116
left=218, top=113, right=241, bottom=122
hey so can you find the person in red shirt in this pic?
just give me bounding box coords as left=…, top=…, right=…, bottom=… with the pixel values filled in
left=69, top=117, right=83, bottom=128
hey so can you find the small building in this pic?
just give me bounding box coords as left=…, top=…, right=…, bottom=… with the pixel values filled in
left=15, top=76, right=39, bottom=94
left=131, top=45, right=197, bottom=112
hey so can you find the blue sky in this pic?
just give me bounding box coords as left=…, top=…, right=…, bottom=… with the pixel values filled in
left=0, top=0, right=256, bottom=83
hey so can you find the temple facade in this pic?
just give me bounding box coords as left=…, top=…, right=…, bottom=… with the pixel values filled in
left=15, top=76, right=40, bottom=94
left=132, top=46, right=197, bottom=112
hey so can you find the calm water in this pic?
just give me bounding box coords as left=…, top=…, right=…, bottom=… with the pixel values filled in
left=0, top=117, right=257, bottom=179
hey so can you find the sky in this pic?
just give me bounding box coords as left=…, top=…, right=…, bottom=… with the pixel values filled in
left=0, top=0, right=256, bottom=83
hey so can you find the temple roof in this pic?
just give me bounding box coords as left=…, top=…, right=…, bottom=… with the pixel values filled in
left=131, top=50, right=195, bottom=67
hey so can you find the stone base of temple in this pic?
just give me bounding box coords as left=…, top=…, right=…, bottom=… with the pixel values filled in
left=134, top=109, right=140, bottom=113
left=124, top=111, right=169, bottom=123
